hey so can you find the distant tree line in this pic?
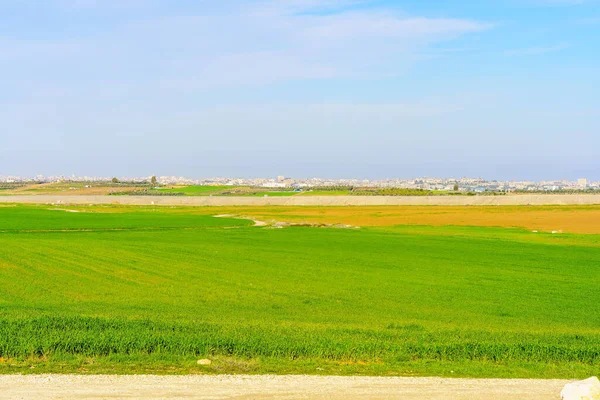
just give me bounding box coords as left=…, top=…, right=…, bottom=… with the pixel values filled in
left=0, top=182, right=28, bottom=190
left=349, top=188, right=455, bottom=196
left=349, top=188, right=506, bottom=196
left=109, top=190, right=184, bottom=196
left=303, top=186, right=354, bottom=192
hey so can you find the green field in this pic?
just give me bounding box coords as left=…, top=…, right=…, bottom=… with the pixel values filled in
left=149, top=186, right=471, bottom=197
left=0, top=204, right=599, bottom=377
left=148, top=185, right=301, bottom=197
left=148, top=185, right=503, bottom=197
left=152, top=185, right=240, bottom=195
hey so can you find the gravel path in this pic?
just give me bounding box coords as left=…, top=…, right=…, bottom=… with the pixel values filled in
left=0, top=375, right=569, bottom=399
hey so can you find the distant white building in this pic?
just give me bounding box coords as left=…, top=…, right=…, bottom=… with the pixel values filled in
left=262, top=181, right=287, bottom=188
left=578, top=178, right=588, bottom=189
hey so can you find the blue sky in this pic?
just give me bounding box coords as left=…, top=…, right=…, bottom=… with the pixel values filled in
left=1, top=0, right=599, bottom=180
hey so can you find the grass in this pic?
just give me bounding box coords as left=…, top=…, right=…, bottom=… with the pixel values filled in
left=151, top=185, right=240, bottom=195
left=0, top=204, right=599, bottom=377
left=151, top=186, right=306, bottom=196
left=152, top=186, right=464, bottom=197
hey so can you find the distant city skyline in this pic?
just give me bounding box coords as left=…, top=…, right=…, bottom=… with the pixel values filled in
left=1, top=173, right=597, bottom=187
left=2, top=1, right=598, bottom=180
left=0, top=171, right=599, bottom=183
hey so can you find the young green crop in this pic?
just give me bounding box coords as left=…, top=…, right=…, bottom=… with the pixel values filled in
left=0, top=204, right=599, bottom=377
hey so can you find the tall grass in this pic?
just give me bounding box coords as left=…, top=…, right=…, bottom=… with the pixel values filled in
left=3, top=317, right=600, bottom=365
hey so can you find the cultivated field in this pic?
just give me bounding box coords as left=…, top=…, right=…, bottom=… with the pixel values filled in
left=0, top=182, right=141, bottom=196
left=0, top=182, right=471, bottom=197
left=216, top=205, right=600, bottom=234
left=0, top=182, right=336, bottom=197
left=0, top=204, right=599, bottom=378
left=5, top=182, right=599, bottom=199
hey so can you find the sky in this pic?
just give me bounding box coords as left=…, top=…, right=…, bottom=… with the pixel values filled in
left=1, top=0, right=599, bottom=180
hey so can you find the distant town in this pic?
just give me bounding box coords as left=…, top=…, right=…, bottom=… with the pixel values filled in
left=1, top=175, right=598, bottom=193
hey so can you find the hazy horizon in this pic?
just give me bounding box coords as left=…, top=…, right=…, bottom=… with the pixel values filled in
left=2, top=1, right=598, bottom=181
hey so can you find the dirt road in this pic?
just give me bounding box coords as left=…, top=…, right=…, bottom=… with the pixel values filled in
left=1, top=194, right=600, bottom=206
left=0, top=375, right=569, bottom=399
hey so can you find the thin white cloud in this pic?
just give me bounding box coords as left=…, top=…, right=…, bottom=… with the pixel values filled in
left=0, top=1, right=491, bottom=91
left=30, top=0, right=157, bottom=8
left=251, top=0, right=365, bottom=14
left=504, top=42, right=570, bottom=56
left=576, top=16, right=600, bottom=24
left=535, top=0, right=586, bottom=5
left=298, top=12, right=489, bottom=39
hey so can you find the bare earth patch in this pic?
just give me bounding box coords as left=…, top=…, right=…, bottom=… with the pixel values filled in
left=0, top=375, right=570, bottom=400
left=215, top=214, right=357, bottom=229
left=4, top=196, right=600, bottom=233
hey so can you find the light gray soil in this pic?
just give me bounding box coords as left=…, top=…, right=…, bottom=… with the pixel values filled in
left=0, top=375, right=570, bottom=399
